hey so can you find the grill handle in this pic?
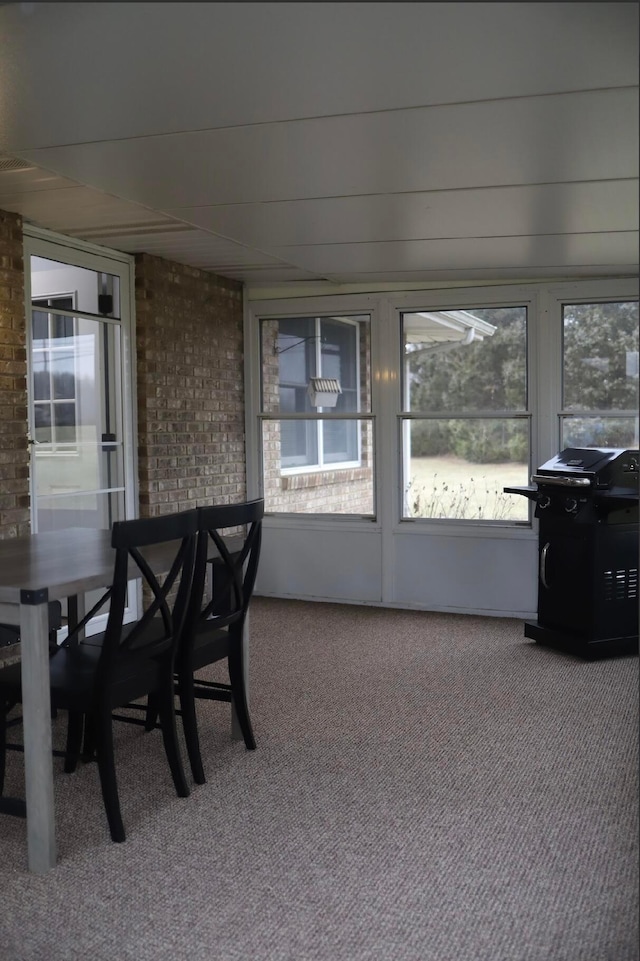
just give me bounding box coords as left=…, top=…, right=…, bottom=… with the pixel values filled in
left=540, top=542, right=551, bottom=590
left=531, top=474, right=592, bottom=488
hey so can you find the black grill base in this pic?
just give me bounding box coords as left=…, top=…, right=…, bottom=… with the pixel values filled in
left=524, top=621, right=639, bottom=660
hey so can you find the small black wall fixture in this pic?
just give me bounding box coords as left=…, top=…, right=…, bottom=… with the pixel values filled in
left=273, top=335, right=321, bottom=356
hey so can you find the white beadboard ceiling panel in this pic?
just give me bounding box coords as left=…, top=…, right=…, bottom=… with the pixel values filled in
left=1, top=3, right=636, bottom=150
left=167, top=180, right=639, bottom=248
left=85, top=228, right=319, bottom=279
left=19, top=89, right=638, bottom=210
left=270, top=233, right=639, bottom=276
left=0, top=184, right=175, bottom=234
left=0, top=2, right=637, bottom=287
left=326, top=265, right=640, bottom=285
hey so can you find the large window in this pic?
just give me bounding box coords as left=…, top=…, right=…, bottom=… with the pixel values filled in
left=259, top=313, right=374, bottom=515
left=277, top=316, right=359, bottom=470
left=561, top=301, right=639, bottom=449
left=401, top=306, right=530, bottom=522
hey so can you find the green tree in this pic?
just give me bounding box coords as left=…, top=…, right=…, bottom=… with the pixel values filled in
left=408, top=307, right=527, bottom=462
left=562, top=301, right=638, bottom=448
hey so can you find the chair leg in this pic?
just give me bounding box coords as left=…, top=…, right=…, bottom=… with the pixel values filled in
left=0, top=701, right=7, bottom=795
left=81, top=714, right=96, bottom=763
left=64, top=711, right=84, bottom=773
left=94, top=707, right=126, bottom=843
left=178, top=671, right=206, bottom=785
left=144, top=693, right=159, bottom=732
left=157, top=674, right=190, bottom=799
left=228, top=640, right=256, bottom=751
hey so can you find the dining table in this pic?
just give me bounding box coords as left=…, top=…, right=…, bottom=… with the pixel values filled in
left=0, top=525, right=248, bottom=874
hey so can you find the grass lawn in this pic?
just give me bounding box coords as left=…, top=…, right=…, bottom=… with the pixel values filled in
left=407, top=455, right=530, bottom=521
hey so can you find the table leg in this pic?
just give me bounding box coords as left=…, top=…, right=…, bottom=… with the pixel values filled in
left=20, top=597, right=56, bottom=873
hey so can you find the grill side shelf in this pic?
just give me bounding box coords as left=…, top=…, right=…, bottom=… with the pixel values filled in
left=503, top=486, right=538, bottom=501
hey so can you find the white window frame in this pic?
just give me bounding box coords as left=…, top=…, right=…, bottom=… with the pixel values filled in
left=246, top=280, right=638, bottom=533
left=277, top=314, right=362, bottom=475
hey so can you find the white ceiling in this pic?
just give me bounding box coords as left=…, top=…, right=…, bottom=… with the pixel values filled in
left=0, top=1, right=637, bottom=290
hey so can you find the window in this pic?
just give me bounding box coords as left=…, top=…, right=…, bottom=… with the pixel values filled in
left=259, top=313, right=374, bottom=515
left=276, top=316, right=359, bottom=469
left=32, top=296, right=78, bottom=450
left=561, top=301, right=639, bottom=449
left=401, top=306, right=530, bottom=522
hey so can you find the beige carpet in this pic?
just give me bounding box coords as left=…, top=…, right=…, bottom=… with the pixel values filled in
left=0, top=597, right=638, bottom=961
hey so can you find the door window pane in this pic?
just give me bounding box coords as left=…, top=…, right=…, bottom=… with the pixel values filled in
left=31, top=312, right=124, bottom=531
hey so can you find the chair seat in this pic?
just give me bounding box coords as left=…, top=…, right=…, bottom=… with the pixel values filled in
left=181, top=624, right=230, bottom=674
left=0, top=642, right=164, bottom=714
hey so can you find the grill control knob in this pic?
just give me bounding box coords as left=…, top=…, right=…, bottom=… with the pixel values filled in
left=538, top=495, right=551, bottom=509
left=564, top=497, right=578, bottom=513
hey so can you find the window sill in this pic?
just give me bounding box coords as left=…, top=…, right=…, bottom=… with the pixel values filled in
left=281, top=466, right=370, bottom=491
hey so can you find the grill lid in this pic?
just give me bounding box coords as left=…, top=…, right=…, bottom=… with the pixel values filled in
left=532, top=447, right=639, bottom=491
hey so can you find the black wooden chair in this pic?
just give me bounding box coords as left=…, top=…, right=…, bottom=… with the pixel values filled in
left=0, top=600, right=63, bottom=654
left=168, top=499, right=264, bottom=785
left=0, top=509, right=198, bottom=842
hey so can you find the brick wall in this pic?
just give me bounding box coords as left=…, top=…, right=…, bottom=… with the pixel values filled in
left=134, top=253, right=246, bottom=517
left=0, top=210, right=30, bottom=539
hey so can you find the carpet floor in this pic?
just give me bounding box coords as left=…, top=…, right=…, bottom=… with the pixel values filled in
left=0, top=597, right=637, bottom=961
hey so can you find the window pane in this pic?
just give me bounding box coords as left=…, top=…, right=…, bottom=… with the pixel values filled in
left=263, top=418, right=374, bottom=515
left=563, top=302, right=639, bottom=411
left=32, top=354, right=50, bottom=400
left=281, top=419, right=318, bottom=469
left=51, top=349, right=75, bottom=399
left=561, top=416, right=638, bottom=449
left=34, top=404, right=52, bottom=443
left=402, top=418, right=529, bottom=521
left=278, top=317, right=316, bottom=399
left=260, top=314, right=371, bottom=415
left=53, top=314, right=74, bottom=339
left=404, top=307, right=527, bottom=412
left=31, top=258, right=121, bottom=319
left=323, top=419, right=358, bottom=463
left=35, top=489, right=125, bottom=534
left=32, top=310, right=48, bottom=343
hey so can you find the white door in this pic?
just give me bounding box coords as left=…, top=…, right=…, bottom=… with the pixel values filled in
left=23, top=231, right=136, bottom=535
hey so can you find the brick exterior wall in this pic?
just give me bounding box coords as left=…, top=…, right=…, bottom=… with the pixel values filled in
left=134, top=254, right=246, bottom=517
left=0, top=210, right=30, bottom=539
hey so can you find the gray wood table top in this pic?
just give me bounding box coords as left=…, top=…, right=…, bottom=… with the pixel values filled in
left=0, top=528, right=116, bottom=605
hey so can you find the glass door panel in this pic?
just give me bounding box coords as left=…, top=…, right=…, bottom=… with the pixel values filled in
left=30, top=309, right=124, bottom=532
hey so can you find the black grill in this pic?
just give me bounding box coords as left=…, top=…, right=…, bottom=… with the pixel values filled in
left=506, top=447, right=639, bottom=659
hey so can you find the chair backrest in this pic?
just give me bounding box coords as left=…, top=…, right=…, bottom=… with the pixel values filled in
left=65, top=510, right=199, bottom=676
left=180, top=499, right=264, bottom=656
